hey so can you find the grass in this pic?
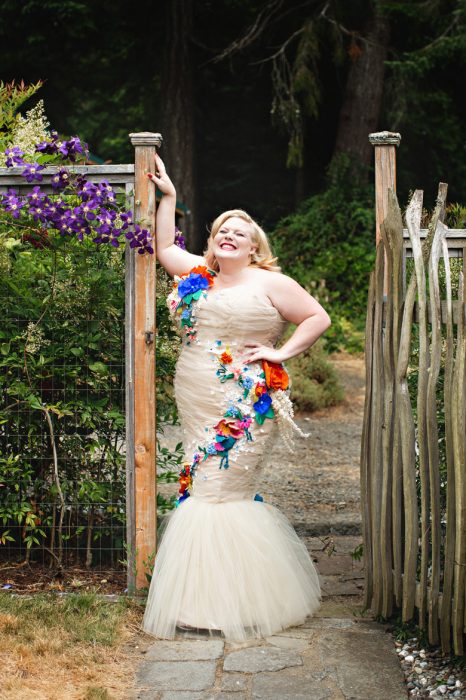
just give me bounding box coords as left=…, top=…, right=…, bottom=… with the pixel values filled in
left=0, top=591, right=144, bottom=700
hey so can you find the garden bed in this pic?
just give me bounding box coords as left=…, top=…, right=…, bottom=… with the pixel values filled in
left=0, top=560, right=126, bottom=596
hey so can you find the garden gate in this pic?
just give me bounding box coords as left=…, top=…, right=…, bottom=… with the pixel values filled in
left=0, top=132, right=161, bottom=594
left=362, top=132, right=466, bottom=654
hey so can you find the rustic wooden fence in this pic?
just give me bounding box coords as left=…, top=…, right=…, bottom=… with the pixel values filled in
left=362, top=134, right=466, bottom=654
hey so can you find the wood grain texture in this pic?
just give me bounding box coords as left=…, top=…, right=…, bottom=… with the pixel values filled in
left=452, top=272, right=466, bottom=654
left=369, top=240, right=385, bottom=615
left=382, top=190, right=404, bottom=608
left=426, top=220, right=445, bottom=645
left=440, top=235, right=455, bottom=653
left=129, top=135, right=157, bottom=592
left=361, top=271, right=375, bottom=609
left=396, top=193, right=422, bottom=621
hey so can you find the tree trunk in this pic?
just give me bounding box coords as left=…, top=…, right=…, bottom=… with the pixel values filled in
left=332, top=3, right=390, bottom=174
left=161, top=0, right=200, bottom=250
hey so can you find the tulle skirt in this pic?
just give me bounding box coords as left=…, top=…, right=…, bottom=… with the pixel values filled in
left=142, top=495, right=321, bottom=642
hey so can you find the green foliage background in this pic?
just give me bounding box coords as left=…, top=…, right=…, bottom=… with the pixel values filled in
left=272, top=156, right=375, bottom=351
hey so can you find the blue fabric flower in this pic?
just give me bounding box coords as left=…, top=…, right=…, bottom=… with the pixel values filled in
left=242, top=376, right=254, bottom=390
left=253, top=393, right=272, bottom=415
left=178, top=273, right=209, bottom=299
left=254, top=493, right=264, bottom=502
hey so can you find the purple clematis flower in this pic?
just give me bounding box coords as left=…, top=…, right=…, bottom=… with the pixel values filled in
left=22, top=162, right=45, bottom=183
left=2, top=190, right=24, bottom=218
left=50, top=168, right=71, bottom=191
left=35, top=139, right=58, bottom=155
left=5, top=146, right=24, bottom=167
left=26, top=186, right=43, bottom=203
left=174, top=225, right=186, bottom=250
left=125, top=225, right=154, bottom=254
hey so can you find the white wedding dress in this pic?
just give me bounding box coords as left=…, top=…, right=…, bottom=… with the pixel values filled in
left=143, top=270, right=321, bottom=641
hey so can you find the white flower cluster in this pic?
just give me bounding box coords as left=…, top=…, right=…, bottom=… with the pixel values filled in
left=0, top=99, right=50, bottom=166
left=22, top=321, right=51, bottom=355
left=271, top=389, right=310, bottom=453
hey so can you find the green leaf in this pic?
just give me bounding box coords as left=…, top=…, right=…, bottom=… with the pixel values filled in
left=89, top=361, right=109, bottom=374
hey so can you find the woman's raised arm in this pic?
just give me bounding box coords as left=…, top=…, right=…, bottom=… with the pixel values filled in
left=148, top=152, right=204, bottom=277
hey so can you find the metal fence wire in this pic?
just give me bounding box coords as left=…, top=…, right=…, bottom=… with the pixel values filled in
left=0, top=167, right=134, bottom=579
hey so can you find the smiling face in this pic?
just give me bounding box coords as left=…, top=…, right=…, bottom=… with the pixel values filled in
left=212, top=216, right=257, bottom=265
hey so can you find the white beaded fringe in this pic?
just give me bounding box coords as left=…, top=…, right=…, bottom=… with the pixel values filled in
left=272, top=389, right=309, bottom=452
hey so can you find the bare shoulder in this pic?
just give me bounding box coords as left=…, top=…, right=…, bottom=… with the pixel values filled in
left=252, top=269, right=328, bottom=325
left=250, top=269, right=302, bottom=293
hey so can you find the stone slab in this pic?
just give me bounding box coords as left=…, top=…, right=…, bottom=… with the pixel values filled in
left=318, top=629, right=407, bottom=699
left=161, top=693, right=212, bottom=700
left=224, top=646, right=303, bottom=673
left=252, top=667, right=334, bottom=699
left=136, top=660, right=216, bottom=691
left=265, top=635, right=310, bottom=651
left=314, top=599, right=366, bottom=618
left=221, top=674, right=248, bottom=691
left=319, top=575, right=364, bottom=597
left=314, top=553, right=356, bottom=575
left=146, top=639, right=224, bottom=661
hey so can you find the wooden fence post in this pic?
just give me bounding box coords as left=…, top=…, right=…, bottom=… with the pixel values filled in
left=369, top=131, right=401, bottom=246
left=127, top=131, right=162, bottom=593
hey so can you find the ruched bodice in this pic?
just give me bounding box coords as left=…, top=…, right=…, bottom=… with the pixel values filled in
left=192, top=285, right=288, bottom=347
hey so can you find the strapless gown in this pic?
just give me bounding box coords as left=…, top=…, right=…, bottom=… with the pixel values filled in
left=143, top=269, right=321, bottom=641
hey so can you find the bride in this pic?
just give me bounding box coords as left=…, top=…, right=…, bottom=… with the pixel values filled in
left=142, top=153, right=331, bottom=641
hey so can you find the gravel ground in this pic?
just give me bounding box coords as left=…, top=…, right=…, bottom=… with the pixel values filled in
left=260, top=353, right=364, bottom=536
left=396, top=638, right=465, bottom=698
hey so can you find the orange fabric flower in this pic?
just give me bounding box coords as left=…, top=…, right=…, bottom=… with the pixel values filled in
left=214, top=418, right=243, bottom=439
left=262, top=359, right=289, bottom=391
left=220, top=351, right=233, bottom=364
left=189, top=265, right=215, bottom=285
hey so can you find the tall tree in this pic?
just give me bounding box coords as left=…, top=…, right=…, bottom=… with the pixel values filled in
left=160, top=0, right=199, bottom=248
left=332, top=2, right=390, bottom=172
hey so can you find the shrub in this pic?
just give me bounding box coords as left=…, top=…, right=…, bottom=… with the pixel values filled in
left=271, top=155, right=376, bottom=352
left=287, top=337, right=345, bottom=412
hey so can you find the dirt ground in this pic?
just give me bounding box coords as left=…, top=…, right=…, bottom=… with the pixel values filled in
left=261, top=352, right=365, bottom=536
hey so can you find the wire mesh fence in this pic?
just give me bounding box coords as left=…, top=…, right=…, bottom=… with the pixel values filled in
left=0, top=167, right=133, bottom=582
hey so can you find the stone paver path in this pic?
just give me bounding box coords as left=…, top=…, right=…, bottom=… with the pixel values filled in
left=132, top=600, right=407, bottom=699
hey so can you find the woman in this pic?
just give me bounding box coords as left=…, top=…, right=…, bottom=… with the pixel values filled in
left=142, top=153, right=331, bottom=641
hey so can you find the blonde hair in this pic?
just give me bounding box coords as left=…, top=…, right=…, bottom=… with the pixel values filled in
left=204, top=209, right=281, bottom=272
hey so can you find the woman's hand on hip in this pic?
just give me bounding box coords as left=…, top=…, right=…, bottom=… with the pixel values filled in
left=242, top=343, right=285, bottom=365
left=147, top=152, right=176, bottom=197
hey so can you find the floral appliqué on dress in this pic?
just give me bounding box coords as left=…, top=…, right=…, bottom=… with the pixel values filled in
left=168, top=266, right=308, bottom=505
left=167, top=265, right=216, bottom=344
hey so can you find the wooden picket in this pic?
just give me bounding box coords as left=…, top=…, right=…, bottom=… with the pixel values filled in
left=362, top=140, right=466, bottom=653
